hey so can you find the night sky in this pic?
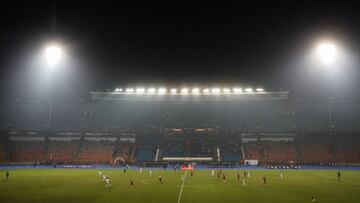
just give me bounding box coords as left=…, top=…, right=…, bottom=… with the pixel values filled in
left=1, top=1, right=359, bottom=100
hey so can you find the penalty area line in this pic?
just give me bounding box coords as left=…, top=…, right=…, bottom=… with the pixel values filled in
left=177, top=170, right=187, bottom=203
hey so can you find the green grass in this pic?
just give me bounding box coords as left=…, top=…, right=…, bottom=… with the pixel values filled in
left=1, top=168, right=360, bottom=203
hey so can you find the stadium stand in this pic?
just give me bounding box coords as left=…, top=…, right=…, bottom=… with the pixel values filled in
left=10, top=141, right=45, bottom=162
left=1, top=98, right=360, bottom=165
left=47, top=141, right=80, bottom=164
left=77, top=141, right=115, bottom=164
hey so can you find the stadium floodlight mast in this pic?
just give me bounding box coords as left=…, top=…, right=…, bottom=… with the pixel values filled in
left=42, top=42, right=65, bottom=130
left=314, top=40, right=341, bottom=132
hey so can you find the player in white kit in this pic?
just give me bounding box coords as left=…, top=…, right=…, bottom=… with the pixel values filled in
left=241, top=177, right=246, bottom=186
left=105, top=176, right=111, bottom=188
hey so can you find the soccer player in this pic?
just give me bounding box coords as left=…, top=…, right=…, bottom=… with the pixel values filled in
left=181, top=175, right=184, bottom=182
left=211, top=169, right=215, bottom=176
left=311, top=197, right=316, bottom=203
left=337, top=171, right=341, bottom=181
left=130, top=179, right=134, bottom=186
left=280, top=172, right=283, bottom=181
left=222, top=173, right=226, bottom=182
left=241, top=177, right=246, bottom=187
left=159, top=175, right=162, bottom=183
left=5, top=171, right=9, bottom=181
left=247, top=171, right=251, bottom=178
left=102, top=174, right=107, bottom=182
left=105, top=176, right=111, bottom=188
left=191, top=171, right=194, bottom=177
left=263, top=176, right=267, bottom=184
left=217, top=172, right=220, bottom=180
left=98, top=171, right=102, bottom=177
left=244, top=171, right=247, bottom=178
left=123, top=167, right=127, bottom=173
left=149, top=170, right=152, bottom=176
left=139, top=168, right=143, bottom=173
left=237, top=173, right=240, bottom=181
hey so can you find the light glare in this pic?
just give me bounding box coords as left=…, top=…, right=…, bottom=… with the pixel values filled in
left=192, top=88, right=200, bottom=94
left=45, top=44, right=63, bottom=66
left=136, top=88, right=145, bottom=93
left=126, top=88, right=134, bottom=93
left=245, top=88, right=253, bottom=92
left=158, top=88, right=167, bottom=94
left=317, top=42, right=337, bottom=65
left=222, top=88, right=231, bottom=93
left=170, top=88, right=177, bottom=94
left=147, top=88, right=156, bottom=93
left=233, top=88, right=242, bottom=93
left=181, top=88, right=189, bottom=94
left=211, top=88, right=221, bottom=94
left=202, top=88, right=210, bottom=94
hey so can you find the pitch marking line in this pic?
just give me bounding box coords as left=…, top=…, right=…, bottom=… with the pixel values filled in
left=177, top=170, right=188, bottom=203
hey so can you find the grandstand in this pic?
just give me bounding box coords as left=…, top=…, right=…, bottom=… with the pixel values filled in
left=1, top=90, right=359, bottom=165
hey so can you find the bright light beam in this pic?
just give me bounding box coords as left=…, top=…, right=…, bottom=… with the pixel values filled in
left=45, top=44, right=63, bottom=66
left=317, top=42, right=337, bottom=65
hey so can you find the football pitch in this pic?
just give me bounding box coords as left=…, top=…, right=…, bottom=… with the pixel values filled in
left=1, top=168, right=360, bottom=203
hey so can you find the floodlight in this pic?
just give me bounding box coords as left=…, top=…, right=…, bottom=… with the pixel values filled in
left=211, top=88, right=221, bottom=94
left=316, top=42, right=337, bottom=65
left=245, top=88, right=253, bottom=92
left=126, top=88, right=134, bottom=93
left=136, top=88, right=145, bottom=93
left=170, top=88, right=178, bottom=94
left=233, top=88, right=242, bottom=93
left=202, top=88, right=210, bottom=94
left=256, top=88, right=264, bottom=92
left=45, top=44, right=63, bottom=66
left=158, top=88, right=167, bottom=94
left=147, top=88, right=156, bottom=93
left=181, top=88, right=189, bottom=94
left=222, top=88, right=231, bottom=94
left=191, top=88, right=200, bottom=94
left=115, top=88, right=121, bottom=92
